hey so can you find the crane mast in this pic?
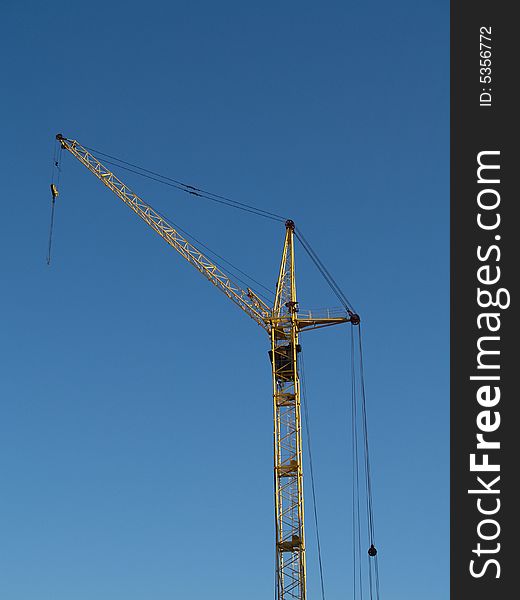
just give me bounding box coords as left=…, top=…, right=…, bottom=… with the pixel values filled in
left=271, top=221, right=306, bottom=599
left=56, top=134, right=354, bottom=600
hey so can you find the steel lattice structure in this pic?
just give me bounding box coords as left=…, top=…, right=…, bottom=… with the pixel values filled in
left=270, top=223, right=307, bottom=599
left=56, top=134, right=354, bottom=600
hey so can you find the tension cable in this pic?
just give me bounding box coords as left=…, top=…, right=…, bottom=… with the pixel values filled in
left=82, top=144, right=288, bottom=223
left=358, top=323, right=380, bottom=599
left=294, top=228, right=357, bottom=315
left=47, top=142, right=62, bottom=265
left=299, top=350, right=327, bottom=600
left=348, top=323, right=380, bottom=600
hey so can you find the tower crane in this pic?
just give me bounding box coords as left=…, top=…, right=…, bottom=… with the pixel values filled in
left=54, top=134, right=359, bottom=600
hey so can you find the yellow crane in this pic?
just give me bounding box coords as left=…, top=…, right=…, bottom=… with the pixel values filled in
left=55, top=133, right=359, bottom=600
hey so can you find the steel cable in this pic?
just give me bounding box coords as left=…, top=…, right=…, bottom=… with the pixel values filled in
left=47, top=144, right=62, bottom=265
left=294, top=228, right=356, bottom=315
left=299, top=350, right=326, bottom=600
left=82, top=145, right=287, bottom=222
left=351, top=326, right=364, bottom=600
left=357, top=324, right=380, bottom=600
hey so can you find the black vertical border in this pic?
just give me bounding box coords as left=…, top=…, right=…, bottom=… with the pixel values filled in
left=451, top=2, right=517, bottom=598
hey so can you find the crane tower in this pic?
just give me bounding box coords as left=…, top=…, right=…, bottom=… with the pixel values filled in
left=55, top=134, right=357, bottom=600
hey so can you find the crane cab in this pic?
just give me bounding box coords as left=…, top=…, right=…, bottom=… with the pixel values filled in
left=268, top=343, right=301, bottom=381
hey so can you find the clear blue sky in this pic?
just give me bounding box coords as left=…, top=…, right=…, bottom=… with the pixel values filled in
left=1, top=1, right=448, bottom=599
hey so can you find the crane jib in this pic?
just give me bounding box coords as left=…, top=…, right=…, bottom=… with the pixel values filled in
left=56, top=134, right=271, bottom=331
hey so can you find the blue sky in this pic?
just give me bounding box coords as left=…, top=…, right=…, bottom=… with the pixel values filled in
left=1, top=1, right=448, bottom=599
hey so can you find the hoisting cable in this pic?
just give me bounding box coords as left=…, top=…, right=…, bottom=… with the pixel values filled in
left=81, top=145, right=288, bottom=223
left=47, top=142, right=62, bottom=265
left=299, top=350, right=326, bottom=600
left=358, top=323, right=380, bottom=600
left=294, top=228, right=357, bottom=315
left=348, top=322, right=381, bottom=600
left=351, top=325, right=364, bottom=600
